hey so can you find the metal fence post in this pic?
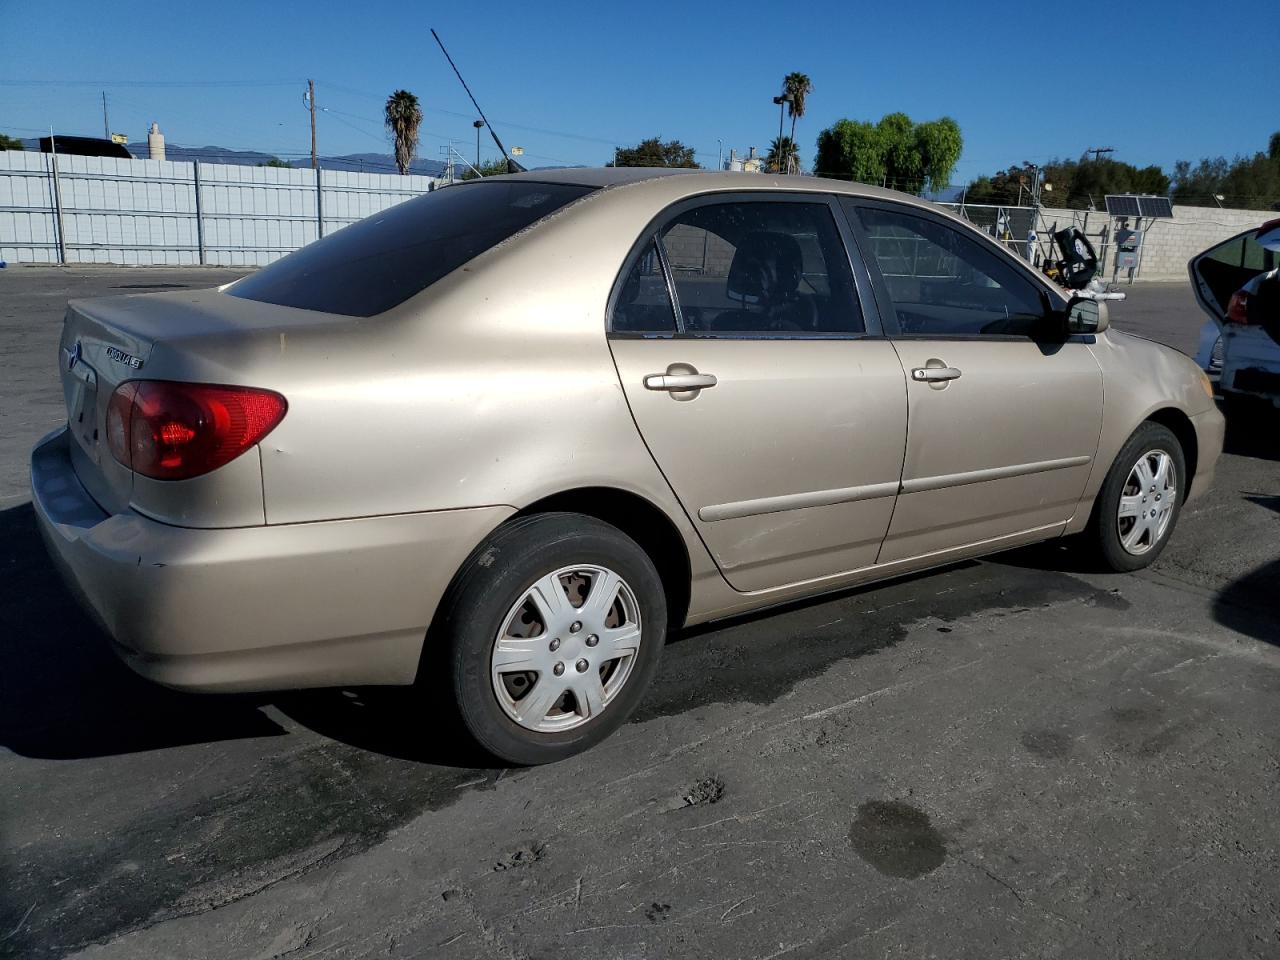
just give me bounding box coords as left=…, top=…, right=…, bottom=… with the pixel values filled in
left=48, top=147, right=67, bottom=264
left=193, top=160, right=206, bottom=265
left=315, top=165, right=324, bottom=239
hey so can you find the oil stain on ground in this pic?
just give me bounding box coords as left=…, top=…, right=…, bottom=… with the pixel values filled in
left=634, top=560, right=1129, bottom=722
left=1021, top=728, right=1074, bottom=759
left=848, top=799, right=947, bottom=879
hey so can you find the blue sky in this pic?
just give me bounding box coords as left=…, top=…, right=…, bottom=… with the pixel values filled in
left=2, top=0, right=1276, bottom=183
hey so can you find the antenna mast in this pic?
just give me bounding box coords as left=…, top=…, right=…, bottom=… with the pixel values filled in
left=430, top=29, right=526, bottom=173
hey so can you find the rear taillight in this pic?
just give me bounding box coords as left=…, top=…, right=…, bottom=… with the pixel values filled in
left=106, top=381, right=287, bottom=481
left=1227, top=291, right=1251, bottom=325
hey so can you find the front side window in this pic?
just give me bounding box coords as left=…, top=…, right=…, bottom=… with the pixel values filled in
left=851, top=203, right=1046, bottom=338
left=229, top=181, right=595, bottom=317
left=657, top=201, right=863, bottom=336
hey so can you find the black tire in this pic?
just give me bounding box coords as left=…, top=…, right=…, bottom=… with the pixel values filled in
left=432, top=512, right=666, bottom=765
left=1084, top=422, right=1185, bottom=572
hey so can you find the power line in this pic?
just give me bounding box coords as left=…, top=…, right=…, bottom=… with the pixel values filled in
left=316, top=77, right=673, bottom=155
left=0, top=78, right=302, bottom=88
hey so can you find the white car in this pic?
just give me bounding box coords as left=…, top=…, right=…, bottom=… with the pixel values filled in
left=1190, top=219, right=1280, bottom=411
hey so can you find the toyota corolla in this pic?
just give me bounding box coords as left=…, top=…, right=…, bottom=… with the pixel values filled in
left=31, top=168, right=1223, bottom=763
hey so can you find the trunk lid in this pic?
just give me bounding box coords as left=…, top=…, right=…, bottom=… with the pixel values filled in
left=58, top=286, right=353, bottom=515
left=1189, top=226, right=1276, bottom=332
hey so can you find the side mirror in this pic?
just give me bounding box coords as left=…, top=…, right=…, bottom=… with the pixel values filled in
left=1065, top=296, right=1109, bottom=335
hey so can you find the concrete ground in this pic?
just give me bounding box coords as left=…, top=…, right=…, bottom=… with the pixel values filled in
left=1, top=268, right=1277, bottom=960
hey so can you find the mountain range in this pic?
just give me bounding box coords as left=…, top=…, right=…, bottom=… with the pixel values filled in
left=17, top=138, right=457, bottom=176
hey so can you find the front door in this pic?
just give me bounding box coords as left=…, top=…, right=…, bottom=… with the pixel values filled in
left=608, top=195, right=907, bottom=592
left=843, top=200, right=1104, bottom=563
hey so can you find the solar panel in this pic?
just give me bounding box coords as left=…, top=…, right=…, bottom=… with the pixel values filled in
left=1137, top=195, right=1174, bottom=218
left=1105, top=195, right=1141, bottom=217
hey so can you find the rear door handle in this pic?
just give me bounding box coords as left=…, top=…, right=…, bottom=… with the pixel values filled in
left=911, top=366, right=962, bottom=382
left=644, top=373, right=718, bottom=391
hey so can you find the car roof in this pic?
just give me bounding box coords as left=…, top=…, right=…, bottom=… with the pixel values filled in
left=486, top=166, right=930, bottom=205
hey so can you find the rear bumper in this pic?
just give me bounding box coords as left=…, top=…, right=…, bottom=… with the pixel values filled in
left=1187, top=406, right=1225, bottom=505
left=31, top=427, right=513, bottom=692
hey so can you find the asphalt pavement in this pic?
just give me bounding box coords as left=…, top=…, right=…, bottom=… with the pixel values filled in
left=1, top=267, right=1277, bottom=960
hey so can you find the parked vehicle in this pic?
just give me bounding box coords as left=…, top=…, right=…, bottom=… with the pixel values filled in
left=39, top=135, right=132, bottom=159
left=1190, top=219, right=1280, bottom=412
left=32, top=169, right=1224, bottom=764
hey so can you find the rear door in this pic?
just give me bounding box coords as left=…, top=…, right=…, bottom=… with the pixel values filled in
left=843, top=199, right=1103, bottom=563
left=608, top=193, right=907, bottom=592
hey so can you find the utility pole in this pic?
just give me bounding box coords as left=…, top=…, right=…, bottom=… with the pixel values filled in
left=1085, top=146, right=1114, bottom=162
left=473, top=119, right=485, bottom=170
left=307, top=79, right=318, bottom=169
left=773, top=96, right=793, bottom=176
left=772, top=94, right=792, bottom=172
left=102, top=91, right=109, bottom=139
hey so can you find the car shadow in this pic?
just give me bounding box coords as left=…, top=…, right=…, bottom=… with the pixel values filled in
left=982, top=538, right=1101, bottom=575
left=1222, top=398, right=1280, bottom=461
left=0, top=501, right=490, bottom=767
left=1211, top=494, right=1280, bottom=647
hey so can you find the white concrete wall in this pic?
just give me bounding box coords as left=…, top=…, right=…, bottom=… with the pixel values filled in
left=1035, top=204, right=1272, bottom=281
left=2, top=150, right=1272, bottom=280
left=0, top=150, right=437, bottom=266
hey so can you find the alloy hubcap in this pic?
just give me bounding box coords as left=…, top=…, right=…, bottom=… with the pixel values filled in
left=1117, top=449, right=1176, bottom=556
left=490, top=564, right=642, bottom=733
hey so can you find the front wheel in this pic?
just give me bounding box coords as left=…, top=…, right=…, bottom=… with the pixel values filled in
left=434, top=512, right=666, bottom=765
left=1084, top=422, right=1185, bottom=572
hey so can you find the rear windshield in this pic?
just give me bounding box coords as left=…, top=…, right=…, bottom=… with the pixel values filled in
left=228, top=180, right=595, bottom=317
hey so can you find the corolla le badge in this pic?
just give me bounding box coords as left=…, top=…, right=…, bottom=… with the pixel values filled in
left=105, top=346, right=143, bottom=369
left=63, top=341, right=81, bottom=371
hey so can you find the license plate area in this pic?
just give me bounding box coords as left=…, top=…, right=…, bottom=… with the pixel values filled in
left=67, top=359, right=100, bottom=461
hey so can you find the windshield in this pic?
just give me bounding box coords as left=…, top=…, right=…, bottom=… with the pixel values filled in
left=228, top=180, right=595, bottom=317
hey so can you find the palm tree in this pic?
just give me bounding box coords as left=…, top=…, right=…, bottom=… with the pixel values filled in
left=384, top=90, right=423, bottom=175
left=782, top=72, right=812, bottom=172
left=766, top=136, right=800, bottom=175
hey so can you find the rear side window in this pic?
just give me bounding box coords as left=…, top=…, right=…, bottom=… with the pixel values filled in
left=658, top=201, right=864, bottom=336
left=612, top=240, right=678, bottom=334
left=229, top=181, right=594, bottom=317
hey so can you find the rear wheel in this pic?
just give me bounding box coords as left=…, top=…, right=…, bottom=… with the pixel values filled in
left=434, top=512, right=666, bottom=765
left=1084, top=422, right=1185, bottom=572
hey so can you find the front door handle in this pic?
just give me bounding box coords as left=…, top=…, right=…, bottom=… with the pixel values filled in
left=911, top=366, right=962, bottom=382
left=644, top=372, right=718, bottom=391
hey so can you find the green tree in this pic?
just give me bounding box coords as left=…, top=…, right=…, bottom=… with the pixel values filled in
left=258, top=157, right=293, bottom=168
left=815, top=113, right=961, bottom=194
left=609, top=137, right=700, bottom=168
left=765, top=136, right=800, bottom=175
left=1172, top=132, right=1280, bottom=209
left=0, top=133, right=24, bottom=151
left=461, top=157, right=511, bottom=180
left=384, top=90, right=423, bottom=176
left=782, top=72, right=813, bottom=157
left=966, top=156, right=1171, bottom=209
